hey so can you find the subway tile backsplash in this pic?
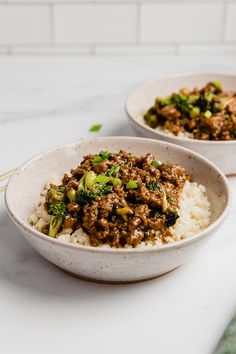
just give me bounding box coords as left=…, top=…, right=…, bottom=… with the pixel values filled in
left=140, top=4, right=224, bottom=43
left=0, top=1, right=235, bottom=55
left=54, top=4, right=137, bottom=44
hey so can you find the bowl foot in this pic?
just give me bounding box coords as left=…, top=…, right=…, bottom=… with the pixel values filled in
left=54, top=265, right=181, bottom=284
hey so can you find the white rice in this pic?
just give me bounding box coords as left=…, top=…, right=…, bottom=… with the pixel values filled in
left=155, top=126, right=193, bottom=139
left=29, top=179, right=211, bottom=248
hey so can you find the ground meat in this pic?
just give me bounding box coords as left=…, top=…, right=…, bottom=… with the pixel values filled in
left=67, top=203, right=80, bottom=212
left=157, top=104, right=181, bottom=119
left=159, top=163, right=189, bottom=187
left=45, top=151, right=189, bottom=247
left=63, top=216, right=76, bottom=229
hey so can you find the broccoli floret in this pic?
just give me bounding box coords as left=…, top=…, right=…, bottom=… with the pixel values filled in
left=48, top=186, right=65, bottom=204
left=171, top=94, right=191, bottom=115
left=144, top=107, right=158, bottom=128
left=146, top=181, right=161, bottom=191
left=96, top=185, right=113, bottom=196
left=196, top=94, right=217, bottom=114
left=92, top=151, right=111, bottom=164
left=77, top=185, right=113, bottom=206
left=77, top=190, right=95, bottom=205
left=48, top=202, right=67, bottom=237
left=164, top=210, right=179, bottom=227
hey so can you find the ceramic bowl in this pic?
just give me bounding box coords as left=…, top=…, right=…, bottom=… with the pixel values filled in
left=125, top=73, right=236, bottom=175
left=5, top=137, right=230, bottom=283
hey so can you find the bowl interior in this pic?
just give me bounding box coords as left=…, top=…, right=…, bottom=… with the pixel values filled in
left=126, top=73, right=236, bottom=129
left=6, top=138, right=229, bottom=234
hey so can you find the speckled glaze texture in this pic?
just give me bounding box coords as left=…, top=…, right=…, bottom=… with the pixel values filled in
left=125, top=73, right=236, bottom=175
left=5, top=137, right=230, bottom=283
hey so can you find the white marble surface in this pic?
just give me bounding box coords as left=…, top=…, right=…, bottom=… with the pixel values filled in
left=0, top=56, right=236, bottom=354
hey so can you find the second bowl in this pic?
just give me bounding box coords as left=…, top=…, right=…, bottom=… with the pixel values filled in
left=126, top=73, right=236, bottom=175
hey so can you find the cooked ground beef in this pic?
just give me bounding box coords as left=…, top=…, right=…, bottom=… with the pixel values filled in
left=44, top=151, right=190, bottom=247
left=144, top=81, right=236, bottom=141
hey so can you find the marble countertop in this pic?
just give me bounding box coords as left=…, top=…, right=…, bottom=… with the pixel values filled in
left=0, top=56, right=236, bottom=354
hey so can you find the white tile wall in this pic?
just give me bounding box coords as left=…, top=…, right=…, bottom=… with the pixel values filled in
left=0, top=1, right=235, bottom=55
left=140, top=4, right=224, bottom=43
left=0, top=5, right=51, bottom=45
left=54, top=4, right=137, bottom=44
left=225, top=3, right=236, bottom=42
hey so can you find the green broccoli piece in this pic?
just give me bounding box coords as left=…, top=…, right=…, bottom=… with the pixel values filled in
left=146, top=181, right=161, bottom=191
left=144, top=107, right=158, bottom=128
left=48, top=186, right=65, bottom=204
left=77, top=185, right=113, bottom=206
left=48, top=202, right=67, bottom=237
left=92, top=151, right=111, bottom=164
left=171, top=94, right=190, bottom=115
left=77, top=190, right=95, bottom=205
left=151, top=160, right=160, bottom=168
left=96, top=185, right=113, bottom=195
left=164, top=210, right=179, bottom=227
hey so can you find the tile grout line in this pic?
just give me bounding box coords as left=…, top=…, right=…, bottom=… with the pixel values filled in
left=136, top=2, right=141, bottom=45
left=49, top=3, right=55, bottom=45
left=221, top=2, right=228, bottom=43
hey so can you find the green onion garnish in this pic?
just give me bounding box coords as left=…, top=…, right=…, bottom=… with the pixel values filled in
left=189, top=95, right=199, bottom=102
left=204, top=110, right=212, bottom=118
left=111, top=178, right=122, bottom=186
left=126, top=180, right=139, bottom=189
left=190, top=107, right=200, bottom=118
left=92, top=156, right=103, bottom=164
left=94, top=175, right=111, bottom=184
left=100, top=151, right=110, bottom=160
left=151, top=160, right=160, bottom=168
left=92, top=151, right=111, bottom=164
left=67, top=189, right=77, bottom=203
left=89, top=124, right=102, bottom=132
left=212, top=81, right=222, bottom=90
left=108, top=165, right=120, bottom=176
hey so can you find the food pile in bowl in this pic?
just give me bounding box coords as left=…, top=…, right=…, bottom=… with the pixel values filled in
left=144, top=81, right=236, bottom=141
left=29, top=149, right=211, bottom=249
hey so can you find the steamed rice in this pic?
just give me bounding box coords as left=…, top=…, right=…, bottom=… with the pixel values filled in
left=155, top=126, right=193, bottom=139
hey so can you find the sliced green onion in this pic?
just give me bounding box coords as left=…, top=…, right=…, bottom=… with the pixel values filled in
left=94, top=175, right=111, bottom=184
left=151, top=160, right=160, bottom=168
left=89, top=124, right=102, bottom=132
left=126, top=180, right=139, bottom=189
left=213, top=81, right=222, bottom=90
left=189, top=95, right=199, bottom=102
left=100, top=151, right=110, bottom=160
left=77, top=174, right=86, bottom=192
left=116, top=207, right=132, bottom=221
left=67, top=189, right=77, bottom=203
left=85, top=170, right=96, bottom=190
left=190, top=107, right=200, bottom=118
left=92, top=156, right=103, bottom=164
left=111, top=178, right=122, bottom=186
left=204, top=110, right=212, bottom=118
left=204, top=92, right=215, bottom=102
left=156, top=97, right=171, bottom=106
left=108, top=165, right=120, bottom=176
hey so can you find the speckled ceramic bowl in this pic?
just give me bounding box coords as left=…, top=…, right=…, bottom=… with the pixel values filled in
left=5, top=137, right=230, bottom=283
left=126, top=73, right=236, bottom=175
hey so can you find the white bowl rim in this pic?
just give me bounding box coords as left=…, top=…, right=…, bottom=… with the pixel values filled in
left=125, top=72, right=236, bottom=145
left=5, top=136, right=231, bottom=254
